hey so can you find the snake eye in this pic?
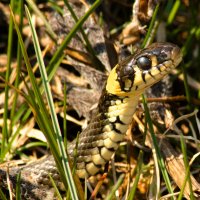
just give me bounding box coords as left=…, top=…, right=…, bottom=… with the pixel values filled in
left=137, top=56, right=152, bottom=70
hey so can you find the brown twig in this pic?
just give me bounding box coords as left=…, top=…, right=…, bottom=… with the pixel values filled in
left=139, top=95, right=200, bottom=106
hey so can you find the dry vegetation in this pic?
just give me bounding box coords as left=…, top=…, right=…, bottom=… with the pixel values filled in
left=0, top=0, right=200, bottom=199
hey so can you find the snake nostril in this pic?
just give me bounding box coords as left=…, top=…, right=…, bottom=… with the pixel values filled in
left=136, top=56, right=152, bottom=70
left=123, top=65, right=135, bottom=77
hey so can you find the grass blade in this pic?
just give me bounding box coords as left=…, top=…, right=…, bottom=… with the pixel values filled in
left=26, top=0, right=57, bottom=40
left=142, top=95, right=175, bottom=200
left=1, top=0, right=15, bottom=159
left=25, top=6, right=78, bottom=199
left=46, top=0, right=102, bottom=76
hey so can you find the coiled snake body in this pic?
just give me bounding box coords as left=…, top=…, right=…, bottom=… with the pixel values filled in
left=0, top=43, right=182, bottom=199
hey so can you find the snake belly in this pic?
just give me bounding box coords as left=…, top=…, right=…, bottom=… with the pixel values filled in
left=67, top=42, right=182, bottom=178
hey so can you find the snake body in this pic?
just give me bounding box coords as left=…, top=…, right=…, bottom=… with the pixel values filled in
left=0, top=43, right=182, bottom=199
left=67, top=42, right=182, bottom=178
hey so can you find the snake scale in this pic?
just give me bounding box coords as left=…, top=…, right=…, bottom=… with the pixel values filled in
left=0, top=42, right=182, bottom=199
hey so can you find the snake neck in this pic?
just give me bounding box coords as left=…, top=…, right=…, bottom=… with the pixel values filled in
left=98, top=90, right=139, bottom=133
left=67, top=90, right=140, bottom=178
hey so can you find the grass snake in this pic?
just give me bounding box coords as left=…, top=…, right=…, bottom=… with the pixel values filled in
left=0, top=42, right=182, bottom=199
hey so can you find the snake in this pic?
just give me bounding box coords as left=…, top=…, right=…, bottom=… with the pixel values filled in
left=0, top=42, right=182, bottom=199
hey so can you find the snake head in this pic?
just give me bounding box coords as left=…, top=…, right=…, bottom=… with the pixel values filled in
left=106, top=42, right=182, bottom=96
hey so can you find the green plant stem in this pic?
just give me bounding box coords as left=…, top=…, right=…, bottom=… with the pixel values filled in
left=10, top=0, right=24, bottom=141
left=64, top=0, right=105, bottom=71
left=105, top=174, right=125, bottom=200
left=1, top=0, right=15, bottom=158
left=26, top=0, right=57, bottom=40
left=178, top=135, right=195, bottom=200
left=167, top=0, right=181, bottom=25
left=142, top=95, right=175, bottom=200
left=142, top=3, right=160, bottom=48
left=47, top=0, right=102, bottom=77
left=128, top=150, right=144, bottom=199
left=25, top=5, right=79, bottom=199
